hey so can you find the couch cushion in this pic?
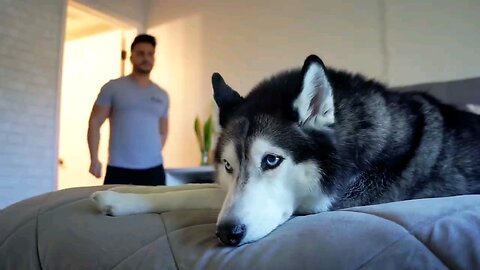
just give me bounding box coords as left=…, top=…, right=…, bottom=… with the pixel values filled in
left=1, top=186, right=479, bottom=270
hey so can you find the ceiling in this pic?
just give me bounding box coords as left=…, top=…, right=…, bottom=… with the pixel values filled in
left=65, top=4, right=118, bottom=41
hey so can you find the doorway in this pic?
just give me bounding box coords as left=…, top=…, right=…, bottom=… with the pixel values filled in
left=58, top=2, right=136, bottom=190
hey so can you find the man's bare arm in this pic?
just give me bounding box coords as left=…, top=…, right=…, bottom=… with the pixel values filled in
left=87, top=104, right=111, bottom=178
left=160, top=117, right=169, bottom=148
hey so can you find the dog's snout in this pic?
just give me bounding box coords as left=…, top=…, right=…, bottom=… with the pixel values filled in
left=216, top=222, right=246, bottom=246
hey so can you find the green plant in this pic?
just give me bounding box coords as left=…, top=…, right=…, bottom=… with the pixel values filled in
left=194, top=115, right=214, bottom=165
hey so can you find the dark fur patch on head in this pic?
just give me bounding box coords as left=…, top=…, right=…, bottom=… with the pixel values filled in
left=231, top=69, right=303, bottom=124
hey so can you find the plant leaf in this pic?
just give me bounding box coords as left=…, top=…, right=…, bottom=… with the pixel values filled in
left=204, top=115, right=213, bottom=151
left=194, top=116, right=204, bottom=151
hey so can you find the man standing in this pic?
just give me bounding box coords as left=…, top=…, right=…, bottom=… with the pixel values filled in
left=87, top=34, right=169, bottom=186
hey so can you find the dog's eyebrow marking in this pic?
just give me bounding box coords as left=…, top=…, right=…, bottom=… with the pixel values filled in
left=222, top=141, right=238, bottom=170
left=232, top=118, right=250, bottom=164
left=236, top=166, right=249, bottom=189
left=235, top=141, right=244, bottom=169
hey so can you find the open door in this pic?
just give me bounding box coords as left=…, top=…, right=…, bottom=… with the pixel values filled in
left=58, top=3, right=136, bottom=190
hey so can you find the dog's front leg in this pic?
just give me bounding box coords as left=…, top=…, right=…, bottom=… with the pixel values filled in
left=90, top=188, right=225, bottom=216
left=109, top=183, right=219, bottom=194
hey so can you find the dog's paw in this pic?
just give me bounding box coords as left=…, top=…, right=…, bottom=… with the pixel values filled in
left=90, top=190, right=130, bottom=216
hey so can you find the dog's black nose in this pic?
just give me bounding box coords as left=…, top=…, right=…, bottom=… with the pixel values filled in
left=216, top=222, right=246, bottom=246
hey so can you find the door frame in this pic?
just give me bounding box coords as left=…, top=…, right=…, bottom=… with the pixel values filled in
left=55, top=0, right=141, bottom=189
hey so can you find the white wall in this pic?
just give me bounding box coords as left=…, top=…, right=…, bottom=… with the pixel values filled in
left=0, top=0, right=66, bottom=208
left=147, top=0, right=385, bottom=167
left=73, top=0, right=148, bottom=31
left=385, top=0, right=480, bottom=86
left=147, top=0, right=480, bottom=168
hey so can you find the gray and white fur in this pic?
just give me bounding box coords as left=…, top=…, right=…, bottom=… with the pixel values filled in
left=212, top=55, right=480, bottom=246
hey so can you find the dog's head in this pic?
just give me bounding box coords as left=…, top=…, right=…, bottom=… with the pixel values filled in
left=212, top=55, right=336, bottom=246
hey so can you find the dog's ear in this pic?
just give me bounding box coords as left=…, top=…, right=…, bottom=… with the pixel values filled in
left=212, top=72, right=244, bottom=127
left=293, top=55, right=335, bottom=130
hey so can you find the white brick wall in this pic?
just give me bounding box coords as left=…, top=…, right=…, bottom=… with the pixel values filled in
left=0, top=0, right=66, bottom=208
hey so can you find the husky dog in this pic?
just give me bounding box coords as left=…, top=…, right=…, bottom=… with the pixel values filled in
left=92, top=55, right=480, bottom=246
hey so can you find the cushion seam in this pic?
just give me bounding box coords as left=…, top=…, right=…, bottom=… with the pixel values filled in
left=0, top=195, right=102, bottom=247
left=110, top=234, right=172, bottom=270
left=161, top=213, right=180, bottom=270
left=342, top=206, right=480, bottom=269
left=340, top=210, right=448, bottom=269
left=355, top=233, right=447, bottom=270
left=110, top=213, right=178, bottom=270
left=36, top=192, right=52, bottom=270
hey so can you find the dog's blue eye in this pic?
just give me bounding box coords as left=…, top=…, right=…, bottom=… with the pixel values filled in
left=261, top=154, right=284, bottom=171
left=223, top=159, right=233, bottom=173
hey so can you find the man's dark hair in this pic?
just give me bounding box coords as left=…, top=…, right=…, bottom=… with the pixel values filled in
left=131, top=34, right=156, bottom=51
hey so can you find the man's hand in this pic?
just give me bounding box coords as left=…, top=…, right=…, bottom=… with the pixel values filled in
left=89, top=160, right=102, bottom=178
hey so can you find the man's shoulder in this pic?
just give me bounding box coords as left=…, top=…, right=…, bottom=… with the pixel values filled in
left=104, top=76, right=130, bottom=88
left=151, top=83, right=169, bottom=99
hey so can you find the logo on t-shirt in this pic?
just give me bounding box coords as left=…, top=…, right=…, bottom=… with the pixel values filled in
left=150, top=96, right=163, bottom=104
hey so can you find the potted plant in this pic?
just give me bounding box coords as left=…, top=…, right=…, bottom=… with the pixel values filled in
left=194, top=115, right=214, bottom=166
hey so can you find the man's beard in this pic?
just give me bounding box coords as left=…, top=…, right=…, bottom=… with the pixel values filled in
left=134, top=65, right=152, bottom=74
left=133, top=63, right=153, bottom=75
